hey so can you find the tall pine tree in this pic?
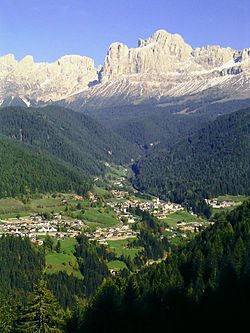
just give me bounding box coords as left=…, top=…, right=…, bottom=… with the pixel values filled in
left=18, top=279, right=63, bottom=333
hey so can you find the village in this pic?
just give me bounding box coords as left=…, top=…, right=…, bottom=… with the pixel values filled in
left=0, top=187, right=187, bottom=244
left=205, top=198, right=242, bottom=209
left=0, top=172, right=213, bottom=245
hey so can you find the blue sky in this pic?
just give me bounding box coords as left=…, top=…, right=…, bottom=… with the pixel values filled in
left=0, top=0, right=249, bottom=66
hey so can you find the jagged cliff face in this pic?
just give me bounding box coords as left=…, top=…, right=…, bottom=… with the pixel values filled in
left=0, top=54, right=98, bottom=105
left=99, top=29, right=249, bottom=84
left=100, top=31, right=193, bottom=80
left=63, top=30, right=249, bottom=109
left=0, top=30, right=249, bottom=108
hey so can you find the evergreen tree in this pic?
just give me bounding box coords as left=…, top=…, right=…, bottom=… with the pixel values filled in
left=18, top=279, right=63, bottom=333
left=43, top=235, right=54, bottom=252
left=55, top=240, right=61, bottom=254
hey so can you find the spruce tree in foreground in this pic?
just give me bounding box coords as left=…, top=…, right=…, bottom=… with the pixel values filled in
left=18, top=279, right=63, bottom=333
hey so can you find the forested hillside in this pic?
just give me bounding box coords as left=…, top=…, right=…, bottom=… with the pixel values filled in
left=83, top=98, right=250, bottom=147
left=132, top=107, right=250, bottom=214
left=0, top=235, right=44, bottom=300
left=0, top=233, right=111, bottom=308
left=0, top=105, right=140, bottom=177
left=84, top=103, right=206, bottom=147
left=46, top=234, right=111, bottom=309
left=69, top=198, right=250, bottom=332
left=0, top=136, right=91, bottom=198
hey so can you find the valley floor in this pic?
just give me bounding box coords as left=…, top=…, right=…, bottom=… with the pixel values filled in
left=0, top=165, right=247, bottom=274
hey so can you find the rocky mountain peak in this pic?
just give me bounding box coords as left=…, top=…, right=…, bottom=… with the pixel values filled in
left=0, top=54, right=98, bottom=105
left=0, top=53, right=17, bottom=66
left=0, top=29, right=249, bottom=109
left=99, top=29, right=249, bottom=83
left=99, top=30, right=199, bottom=81
left=138, top=29, right=188, bottom=49
left=19, top=55, right=34, bottom=67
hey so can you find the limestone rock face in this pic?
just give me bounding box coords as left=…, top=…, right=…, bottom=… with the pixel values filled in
left=0, top=29, right=249, bottom=108
left=100, top=30, right=194, bottom=81
left=100, top=30, right=249, bottom=82
left=191, top=46, right=233, bottom=68
left=0, top=54, right=98, bottom=105
left=87, top=30, right=249, bottom=109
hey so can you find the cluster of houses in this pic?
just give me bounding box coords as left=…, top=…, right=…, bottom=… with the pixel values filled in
left=84, top=190, right=188, bottom=244
left=85, top=225, right=137, bottom=245
left=0, top=177, right=209, bottom=246
left=0, top=214, right=85, bottom=241
left=165, top=220, right=213, bottom=240
left=205, top=198, right=241, bottom=209
left=107, top=192, right=183, bottom=221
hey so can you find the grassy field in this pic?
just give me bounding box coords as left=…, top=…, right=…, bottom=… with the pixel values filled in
left=105, top=165, right=127, bottom=179
left=45, top=252, right=82, bottom=278
left=215, top=195, right=249, bottom=203
left=162, top=211, right=204, bottom=227
left=211, top=206, right=235, bottom=216
left=93, top=186, right=109, bottom=196
left=107, top=239, right=141, bottom=259
left=0, top=193, right=85, bottom=219
left=60, top=237, right=77, bottom=254
left=0, top=198, right=27, bottom=218
left=107, top=260, right=127, bottom=270
left=0, top=193, right=118, bottom=227
left=45, top=237, right=135, bottom=275
left=84, top=208, right=120, bottom=228
left=45, top=238, right=83, bottom=278
left=0, top=198, right=24, bottom=211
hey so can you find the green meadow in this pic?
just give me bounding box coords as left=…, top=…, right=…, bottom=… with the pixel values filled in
left=107, top=238, right=141, bottom=259
left=0, top=193, right=83, bottom=219
left=84, top=208, right=120, bottom=228
left=107, top=260, right=128, bottom=270
left=45, top=238, right=83, bottom=279
left=162, top=210, right=203, bottom=227
left=215, top=195, right=249, bottom=203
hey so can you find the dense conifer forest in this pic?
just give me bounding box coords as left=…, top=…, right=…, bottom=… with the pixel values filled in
left=83, top=97, right=250, bottom=147
left=0, top=105, right=140, bottom=177
left=0, top=235, right=44, bottom=300
left=0, top=136, right=91, bottom=198
left=0, top=233, right=112, bottom=313
left=132, top=107, right=250, bottom=216
left=0, top=105, right=141, bottom=199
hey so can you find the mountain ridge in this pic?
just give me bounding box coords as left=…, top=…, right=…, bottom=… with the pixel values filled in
left=1, top=29, right=249, bottom=109
left=0, top=105, right=140, bottom=177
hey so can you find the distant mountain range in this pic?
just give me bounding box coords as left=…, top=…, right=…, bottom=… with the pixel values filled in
left=1, top=30, right=249, bottom=110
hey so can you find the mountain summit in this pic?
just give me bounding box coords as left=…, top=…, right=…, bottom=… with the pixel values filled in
left=100, top=29, right=248, bottom=81
left=0, top=29, right=249, bottom=108
left=0, top=54, right=97, bottom=106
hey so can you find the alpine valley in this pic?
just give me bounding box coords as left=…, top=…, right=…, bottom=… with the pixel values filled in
left=0, top=29, right=249, bottom=332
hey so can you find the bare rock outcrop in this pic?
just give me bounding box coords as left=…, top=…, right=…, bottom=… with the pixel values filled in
left=0, top=54, right=98, bottom=105
left=0, top=29, right=249, bottom=108
left=100, top=30, right=194, bottom=81
left=91, top=30, right=249, bottom=107
left=100, top=30, right=249, bottom=83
